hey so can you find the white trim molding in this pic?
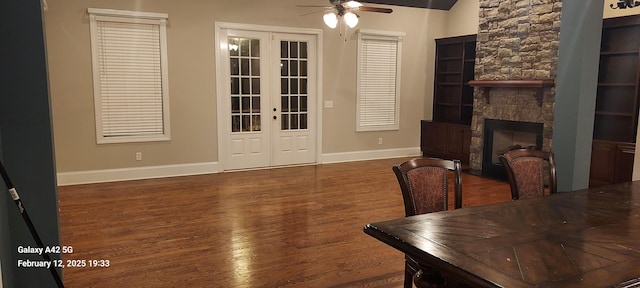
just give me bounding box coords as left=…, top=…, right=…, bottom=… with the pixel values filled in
left=56, top=148, right=420, bottom=185
left=87, top=8, right=168, bottom=20
left=57, top=162, right=220, bottom=186
left=321, top=147, right=420, bottom=164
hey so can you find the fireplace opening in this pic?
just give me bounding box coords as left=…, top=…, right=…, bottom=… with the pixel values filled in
left=482, top=119, right=544, bottom=179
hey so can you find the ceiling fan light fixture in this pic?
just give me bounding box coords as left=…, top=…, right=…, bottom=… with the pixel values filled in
left=323, top=12, right=338, bottom=29
left=344, top=12, right=359, bottom=28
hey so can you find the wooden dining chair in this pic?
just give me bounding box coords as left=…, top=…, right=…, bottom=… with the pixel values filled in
left=499, top=148, right=557, bottom=200
left=392, top=157, right=462, bottom=288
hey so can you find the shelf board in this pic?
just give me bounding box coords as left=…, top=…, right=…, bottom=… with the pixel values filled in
left=595, top=111, right=634, bottom=117
left=600, top=50, right=639, bottom=56
left=438, top=71, right=462, bottom=75
left=597, top=82, right=636, bottom=87
left=468, top=79, right=555, bottom=107
left=436, top=102, right=460, bottom=107
left=439, top=57, right=463, bottom=61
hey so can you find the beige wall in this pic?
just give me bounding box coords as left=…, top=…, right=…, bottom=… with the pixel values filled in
left=46, top=0, right=475, bottom=174
left=636, top=118, right=640, bottom=181
left=604, top=2, right=640, bottom=18
left=446, top=0, right=480, bottom=36
left=415, top=0, right=479, bottom=118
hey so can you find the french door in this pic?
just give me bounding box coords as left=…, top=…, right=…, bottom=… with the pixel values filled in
left=217, top=27, right=317, bottom=170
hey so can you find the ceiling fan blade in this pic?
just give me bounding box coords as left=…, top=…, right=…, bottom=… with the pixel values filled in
left=300, top=10, right=325, bottom=16
left=359, top=6, right=393, bottom=13
left=297, top=5, right=331, bottom=8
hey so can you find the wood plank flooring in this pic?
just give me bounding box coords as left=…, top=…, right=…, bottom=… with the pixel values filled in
left=57, top=157, right=511, bottom=287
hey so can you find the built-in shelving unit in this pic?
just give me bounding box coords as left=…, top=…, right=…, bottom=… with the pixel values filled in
left=590, top=14, right=640, bottom=187
left=433, top=34, right=476, bottom=125
left=594, top=15, right=640, bottom=143
left=422, top=35, right=476, bottom=166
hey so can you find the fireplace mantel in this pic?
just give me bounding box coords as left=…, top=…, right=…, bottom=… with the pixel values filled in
left=468, top=79, right=555, bottom=107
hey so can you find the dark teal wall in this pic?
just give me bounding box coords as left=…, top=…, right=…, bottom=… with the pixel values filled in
left=553, top=0, right=604, bottom=191
left=0, top=0, right=62, bottom=287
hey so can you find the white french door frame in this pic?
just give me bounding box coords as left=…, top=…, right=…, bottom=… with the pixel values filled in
left=214, top=22, right=323, bottom=171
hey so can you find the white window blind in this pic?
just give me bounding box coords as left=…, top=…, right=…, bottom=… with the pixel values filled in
left=357, top=30, right=404, bottom=131
left=89, top=9, right=170, bottom=143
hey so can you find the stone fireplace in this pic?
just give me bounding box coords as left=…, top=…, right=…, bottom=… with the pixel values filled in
left=469, top=0, right=562, bottom=174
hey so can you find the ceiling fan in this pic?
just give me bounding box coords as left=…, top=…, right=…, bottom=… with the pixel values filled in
left=299, top=0, right=393, bottom=29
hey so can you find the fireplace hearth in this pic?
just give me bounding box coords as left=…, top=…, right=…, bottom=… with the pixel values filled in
left=482, top=119, right=543, bottom=179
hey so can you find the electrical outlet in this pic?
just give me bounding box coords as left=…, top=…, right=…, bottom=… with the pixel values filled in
left=135, top=152, right=142, bottom=161
left=378, top=138, right=383, bottom=145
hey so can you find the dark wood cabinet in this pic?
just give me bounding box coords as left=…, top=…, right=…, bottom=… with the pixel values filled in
left=615, top=143, right=636, bottom=183
left=433, top=34, right=476, bottom=125
left=421, top=120, right=446, bottom=154
left=590, top=15, right=640, bottom=187
left=420, top=121, right=471, bottom=166
left=589, top=140, right=635, bottom=187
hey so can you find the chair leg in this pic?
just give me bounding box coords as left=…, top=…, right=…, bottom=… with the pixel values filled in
left=404, top=262, right=415, bottom=288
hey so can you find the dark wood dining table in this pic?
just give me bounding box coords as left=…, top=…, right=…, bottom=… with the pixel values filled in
left=364, top=181, right=640, bottom=287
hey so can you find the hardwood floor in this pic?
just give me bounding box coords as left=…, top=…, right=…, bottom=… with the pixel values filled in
left=57, top=157, right=511, bottom=287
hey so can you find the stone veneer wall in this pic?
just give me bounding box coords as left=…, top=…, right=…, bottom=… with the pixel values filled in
left=470, top=0, right=563, bottom=170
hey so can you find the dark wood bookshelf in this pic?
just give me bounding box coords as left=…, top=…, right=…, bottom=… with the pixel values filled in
left=432, top=34, right=476, bottom=125
left=422, top=35, right=476, bottom=165
left=590, top=14, right=640, bottom=187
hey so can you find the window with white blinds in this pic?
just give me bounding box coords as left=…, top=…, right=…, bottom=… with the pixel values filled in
left=356, top=30, right=404, bottom=131
left=88, top=9, right=170, bottom=143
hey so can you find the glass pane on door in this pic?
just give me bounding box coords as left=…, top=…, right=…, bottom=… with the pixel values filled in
left=280, top=40, right=308, bottom=130
left=229, top=37, right=261, bottom=132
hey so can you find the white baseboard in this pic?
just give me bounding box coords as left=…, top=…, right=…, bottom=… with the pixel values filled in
left=57, top=162, right=221, bottom=186
left=321, top=147, right=421, bottom=164
left=57, top=147, right=421, bottom=186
